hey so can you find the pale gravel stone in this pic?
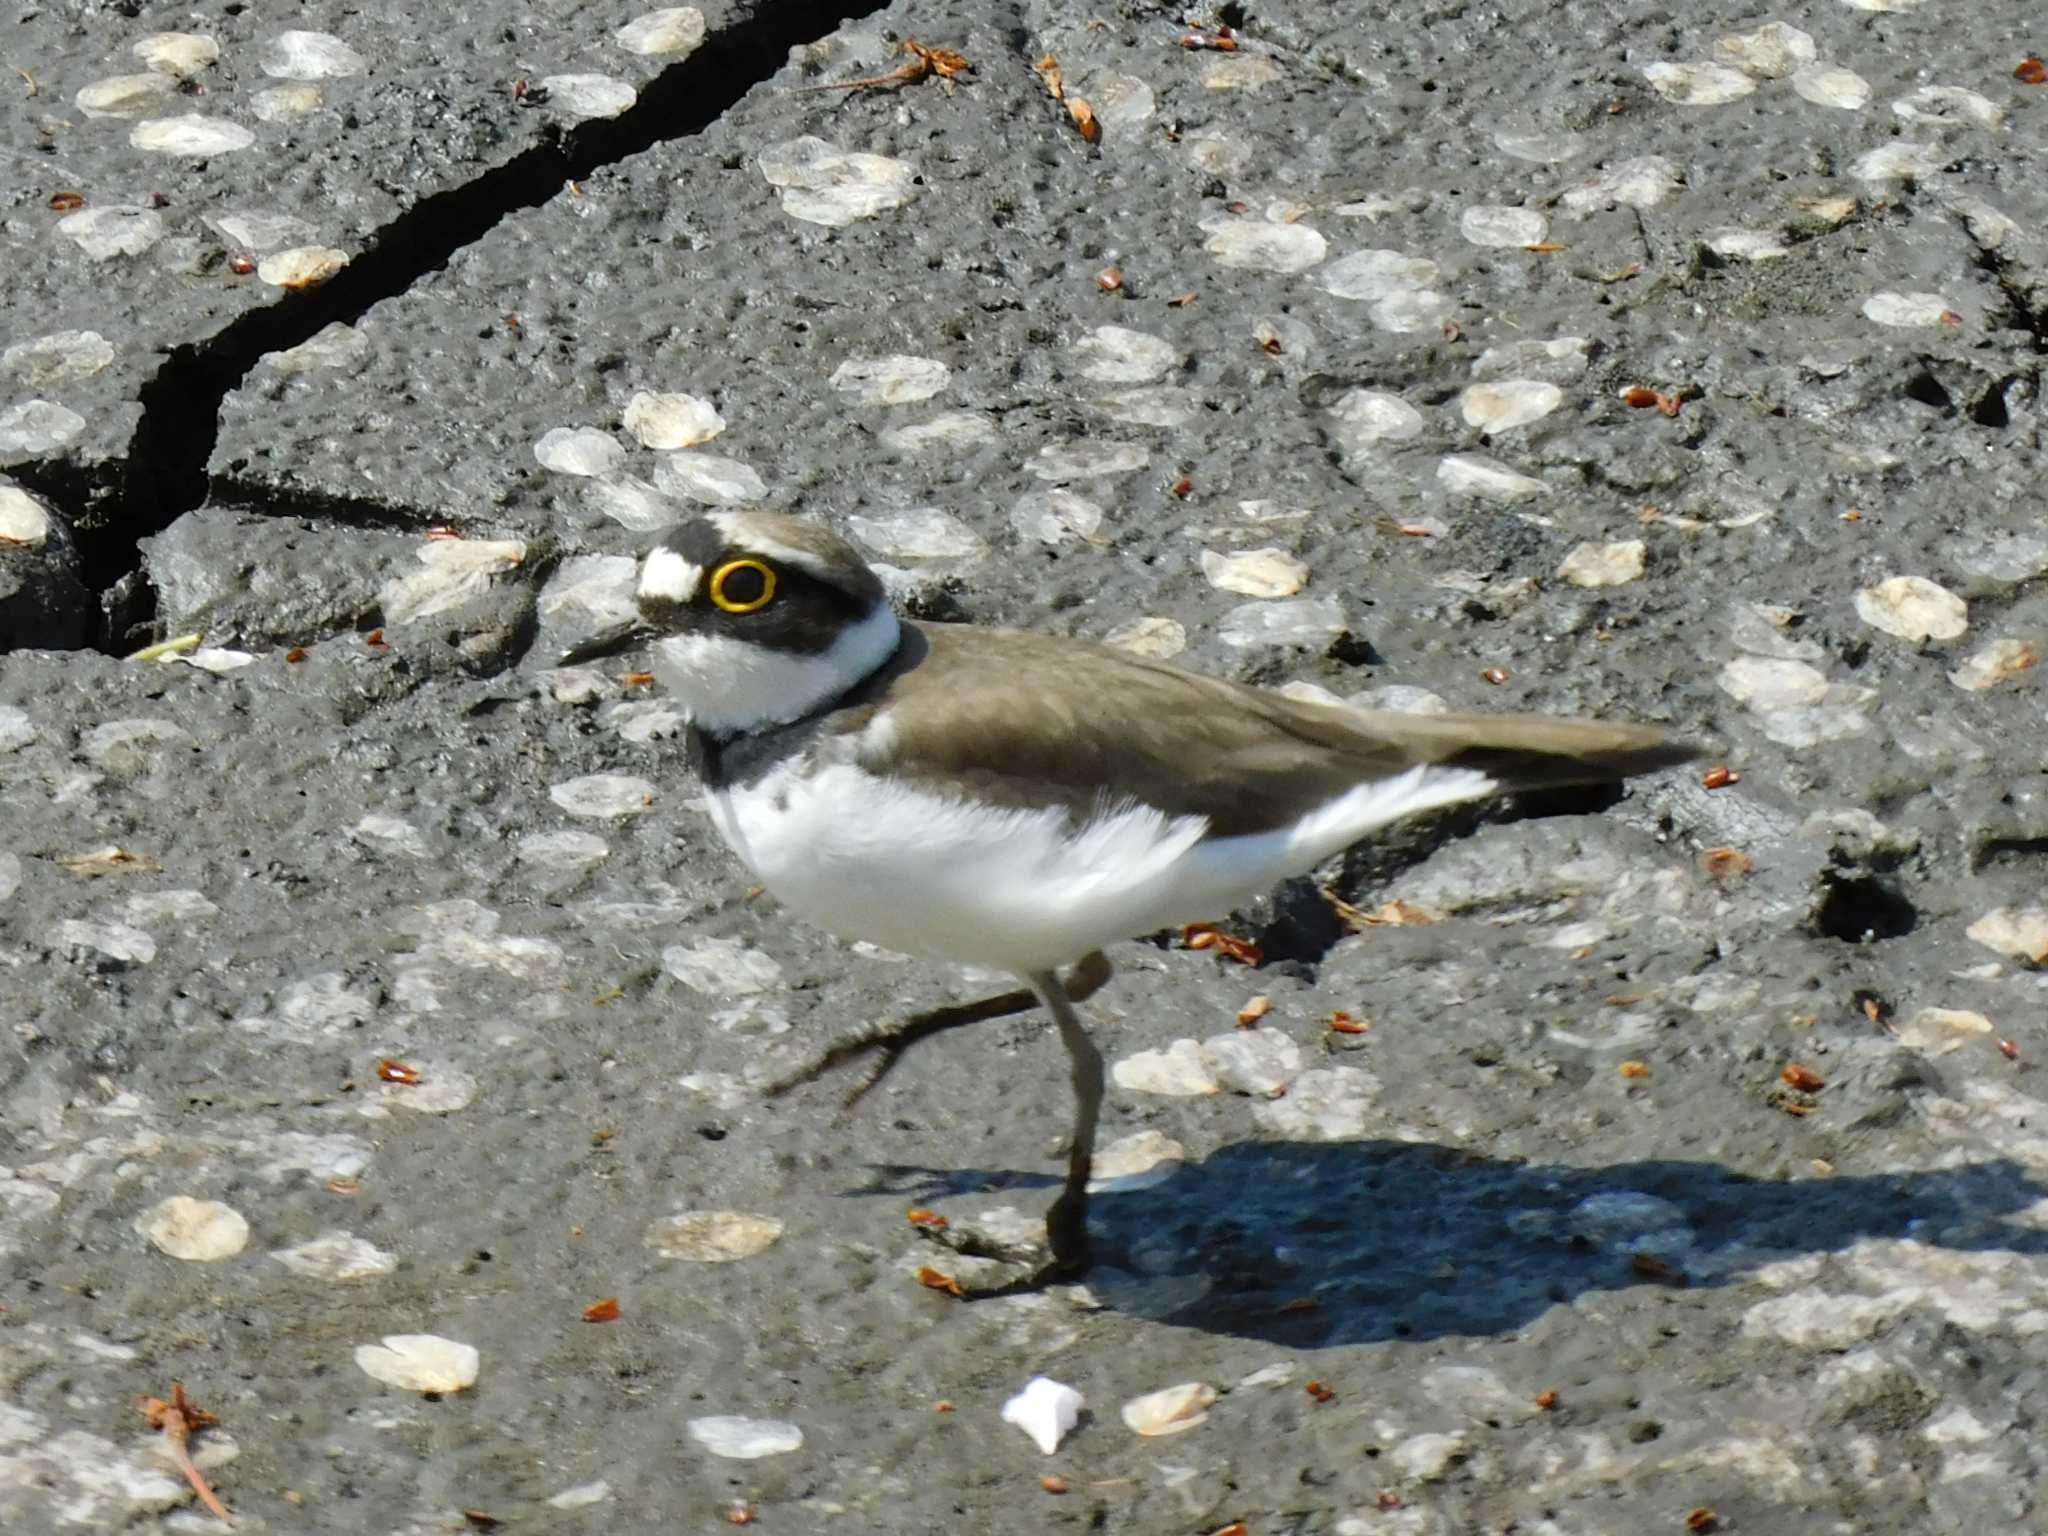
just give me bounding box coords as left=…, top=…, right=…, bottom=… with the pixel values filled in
left=1864, top=290, right=1963, bottom=328
left=1202, top=1028, right=1302, bottom=1096
left=847, top=507, right=984, bottom=561
left=540, top=554, right=638, bottom=628
left=1252, top=314, right=1316, bottom=362
left=623, top=391, right=724, bottom=450
left=1010, top=490, right=1104, bottom=546
left=1181, top=131, right=1251, bottom=176
left=1073, top=326, right=1181, bottom=384
left=56, top=207, right=166, bottom=260
left=1949, top=638, right=2040, bottom=691
left=137, top=1195, right=248, bottom=1261
left=260, top=30, right=366, bottom=79
left=1855, top=576, right=1967, bottom=642
left=1741, top=1291, right=1915, bottom=1348
left=1791, top=64, right=1870, bottom=110
left=1893, top=1008, right=1994, bottom=1055
left=1201, top=547, right=1309, bottom=598
left=350, top=815, right=426, bottom=857
left=263, top=321, right=370, bottom=374
left=1218, top=596, right=1349, bottom=648
left=1103, top=615, right=1185, bottom=658
left=548, top=1480, right=614, bottom=1508
left=607, top=700, right=688, bottom=743
left=1493, top=127, right=1587, bottom=162
left=1029, top=441, right=1150, bottom=481
left=1112, top=1039, right=1220, bottom=1096
left=3, top=330, right=115, bottom=387
left=1436, top=454, right=1548, bottom=502
left=121, top=890, right=217, bottom=926
left=830, top=355, right=949, bottom=405
left=1203, top=219, right=1328, bottom=274
left=1458, top=205, right=1547, bottom=247
left=1252, top=1066, right=1377, bottom=1140
left=251, top=84, right=324, bottom=120
left=1556, top=540, right=1646, bottom=588
left=1089, top=73, right=1155, bottom=130
left=0, top=486, right=51, bottom=547
left=541, top=74, right=638, bottom=121
left=1851, top=142, right=1945, bottom=182
left=1643, top=62, right=1756, bottom=105
left=1966, top=908, right=2048, bottom=966
left=83, top=718, right=191, bottom=773
left=0, top=852, right=19, bottom=903
left=379, top=538, right=526, bottom=625
left=206, top=209, right=321, bottom=253
left=1839, top=0, right=1923, bottom=8
left=1316, top=248, right=1440, bottom=301
left=549, top=774, right=655, bottom=818
left=759, top=137, right=917, bottom=227
left=1718, top=656, right=1828, bottom=708
left=134, top=32, right=220, bottom=77
left=355, top=1334, right=479, bottom=1392
left=75, top=72, right=176, bottom=117
left=1328, top=389, right=1424, bottom=452
left=1473, top=336, right=1589, bottom=382
left=1893, top=86, right=2002, bottom=129
left=271, top=1230, right=398, bottom=1281
left=688, top=1416, right=803, bottom=1457
left=129, top=115, right=256, bottom=155
left=1569, top=1190, right=1689, bottom=1243
left=1088, top=1130, right=1186, bottom=1194
left=1713, top=22, right=1815, bottom=77
left=1352, top=685, right=1449, bottom=714
left=1461, top=380, right=1562, bottom=432
left=0, top=400, right=86, bottom=455
left=535, top=426, right=625, bottom=477
left=1002, top=1378, right=1082, bottom=1454
left=1121, top=1382, right=1217, bottom=1436
left=382, top=1063, right=477, bottom=1114
left=1392, top=1432, right=1469, bottom=1480
left=616, top=8, right=707, bottom=57
left=654, top=451, right=767, bottom=504
left=662, top=937, right=785, bottom=996
left=1954, top=533, right=2048, bottom=585
left=878, top=411, right=998, bottom=456
left=1203, top=54, right=1280, bottom=90
left=257, top=246, right=349, bottom=289
left=1559, top=156, right=1682, bottom=213
left=585, top=475, right=676, bottom=532
left=1706, top=228, right=1790, bottom=260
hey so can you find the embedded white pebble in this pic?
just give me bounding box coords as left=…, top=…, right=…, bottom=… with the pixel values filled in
left=1713, top=21, right=1815, bottom=77
left=257, top=246, right=349, bottom=289
left=1202, top=1028, right=1302, bottom=1096
left=1073, top=325, right=1181, bottom=384
left=381, top=1063, right=476, bottom=1115
left=1949, top=638, right=2040, bottom=692
left=1252, top=313, right=1315, bottom=361
left=1718, top=656, right=1828, bottom=709
left=616, top=7, right=707, bottom=57
left=549, top=773, right=655, bottom=817
left=1002, top=1378, right=1083, bottom=1454
left=1851, top=142, right=1944, bottom=182
left=623, top=391, right=724, bottom=449
left=1460, top=380, right=1562, bottom=432
left=1863, top=291, right=1957, bottom=328
left=1204, top=54, right=1280, bottom=90
left=0, top=486, right=52, bottom=547
left=1954, top=532, right=2048, bottom=585
left=548, top=1481, right=614, bottom=1510
left=1493, top=127, right=1587, bottom=162
left=847, top=507, right=984, bottom=562
left=1252, top=1066, right=1377, bottom=1140
left=271, top=1230, right=397, bottom=1281
left=535, top=427, right=625, bottom=478
left=830, top=354, right=948, bottom=405
left=0, top=706, right=34, bottom=752
left=1707, top=227, right=1790, bottom=261
left=646, top=1210, right=785, bottom=1261
left=260, top=30, right=366, bottom=79
left=351, top=814, right=427, bottom=858
left=662, top=936, right=785, bottom=996
left=57, top=207, right=166, bottom=261
left=1316, top=248, right=1439, bottom=302
left=1894, top=1008, right=1994, bottom=1055
left=540, top=74, right=637, bottom=121
left=55, top=912, right=157, bottom=960
left=207, top=209, right=320, bottom=252
left=75, top=73, right=175, bottom=117
left=1353, top=684, right=1449, bottom=714
left=134, top=32, right=220, bottom=77
left=379, top=538, right=526, bottom=625
left=1556, top=540, right=1646, bottom=588
left=1010, top=489, right=1104, bottom=545
left=1088, top=1130, right=1186, bottom=1194
left=1459, top=205, right=1547, bottom=247
left=176, top=646, right=256, bottom=674
left=654, top=451, right=767, bottom=504
left=1182, top=131, right=1250, bottom=176
left=1218, top=595, right=1348, bottom=648
left=1103, top=615, right=1185, bottom=658
left=1839, top=0, right=1922, bottom=8
left=517, top=830, right=610, bottom=870
left=1201, top=548, right=1309, bottom=599
left=1029, top=441, right=1150, bottom=481
left=252, top=85, right=324, bottom=121
left=608, top=701, right=687, bottom=744
left=1791, top=65, right=1870, bottom=110
left=130, top=116, right=256, bottom=155
left=0, top=400, right=87, bottom=456
left=137, top=1195, right=247, bottom=1261
left=878, top=411, right=998, bottom=455
left=0, top=852, right=20, bottom=902
left=1203, top=218, right=1328, bottom=274
left=1091, top=387, right=1197, bottom=428
left=1893, top=86, right=2001, bottom=130
left=541, top=554, right=638, bottom=628
left=759, top=136, right=917, bottom=227
left=1090, top=73, right=1155, bottom=130
left=1474, top=336, right=1589, bottom=381
left=1437, top=454, right=1548, bottom=502
left=1569, top=1190, right=1689, bottom=1243
left=1327, top=389, right=1424, bottom=453
left=688, top=1417, right=802, bottom=1458
left=1968, top=908, right=2048, bottom=965
left=1122, top=1383, right=1217, bottom=1437
left=122, top=890, right=216, bottom=925
left=83, top=718, right=191, bottom=771
left=584, top=477, right=677, bottom=534
left=1855, top=576, right=1966, bottom=642
left=1559, top=156, right=1681, bottom=213
left=1112, top=1039, right=1221, bottom=1096
left=1642, top=62, right=1757, bottom=106
left=355, top=1334, right=479, bottom=1393
left=264, top=322, right=370, bottom=375
left=3, top=330, right=115, bottom=387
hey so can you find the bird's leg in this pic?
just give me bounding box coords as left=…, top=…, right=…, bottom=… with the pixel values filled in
left=1029, top=968, right=1103, bottom=1278
left=767, top=951, right=1112, bottom=1107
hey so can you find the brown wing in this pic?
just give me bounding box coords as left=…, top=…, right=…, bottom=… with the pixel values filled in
left=844, top=624, right=1697, bottom=837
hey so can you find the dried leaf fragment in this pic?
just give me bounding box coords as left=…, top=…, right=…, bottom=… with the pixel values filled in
left=1619, top=1060, right=1651, bottom=1079
left=1701, top=765, right=1738, bottom=789
left=1305, top=1379, right=1336, bottom=1404
left=1481, top=667, right=1509, bottom=685
left=1700, top=846, right=1753, bottom=880
left=906, top=1207, right=949, bottom=1229
left=1236, top=995, right=1271, bottom=1027
left=1999, top=1038, right=2020, bottom=1061
left=1041, top=1475, right=1070, bottom=1494
left=915, top=1264, right=965, bottom=1297
left=1780, top=1063, right=1825, bottom=1092
left=1327, top=1012, right=1369, bottom=1035
left=59, top=845, right=159, bottom=876
left=285, top=646, right=307, bottom=663
left=48, top=190, right=84, bottom=210
left=723, top=1500, right=755, bottom=1525
left=1687, top=1510, right=1719, bottom=1534
left=2019, top=57, right=2047, bottom=85
left=141, top=1383, right=232, bottom=1528
left=1096, top=265, right=1123, bottom=292
left=1629, top=1252, right=1681, bottom=1283
left=1183, top=922, right=1262, bottom=965
left=1534, top=1389, right=1559, bottom=1410
left=377, top=1057, right=422, bottom=1085
left=582, top=1296, right=621, bottom=1322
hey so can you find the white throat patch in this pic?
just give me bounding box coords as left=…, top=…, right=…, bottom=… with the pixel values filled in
left=655, top=603, right=901, bottom=738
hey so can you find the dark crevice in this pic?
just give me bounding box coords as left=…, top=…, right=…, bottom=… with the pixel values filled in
left=1972, top=835, right=2048, bottom=873
left=78, top=0, right=891, bottom=652
left=1808, top=872, right=1917, bottom=945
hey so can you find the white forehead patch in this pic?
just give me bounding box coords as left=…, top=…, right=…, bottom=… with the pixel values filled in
left=640, top=546, right=702, bottom=603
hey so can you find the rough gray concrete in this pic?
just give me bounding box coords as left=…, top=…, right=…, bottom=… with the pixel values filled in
left=3, top=0, right=2047, bottom=1531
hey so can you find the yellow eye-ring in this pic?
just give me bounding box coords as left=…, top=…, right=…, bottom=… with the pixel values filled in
left=708, top=558, right=777, bottom=614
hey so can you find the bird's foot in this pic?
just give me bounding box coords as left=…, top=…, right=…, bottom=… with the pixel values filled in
left=909, top=1200, right=1092, bottom=1299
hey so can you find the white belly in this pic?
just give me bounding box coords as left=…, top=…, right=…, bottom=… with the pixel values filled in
left=705, top=759, right=1495, bottom=977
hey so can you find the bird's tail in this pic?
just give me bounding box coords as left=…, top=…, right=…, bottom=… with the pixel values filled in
left=1347, top=710, right=1701, bottom=791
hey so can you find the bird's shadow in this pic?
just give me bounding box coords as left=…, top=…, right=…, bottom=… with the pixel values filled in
left=848, top=1140, right=2048, bottom=1345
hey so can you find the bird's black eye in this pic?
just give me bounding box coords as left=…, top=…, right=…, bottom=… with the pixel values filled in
left=709, top=558, right=776, bottom=614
